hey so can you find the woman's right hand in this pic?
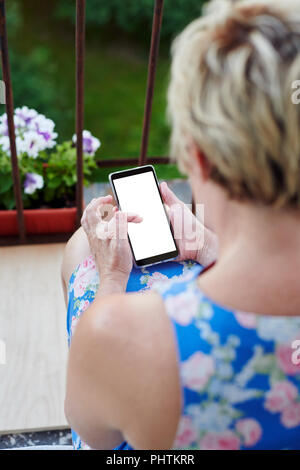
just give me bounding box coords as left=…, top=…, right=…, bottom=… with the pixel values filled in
left=81, top=195, right=142, bottom=291
left=160, top=182, right=218, bottom=266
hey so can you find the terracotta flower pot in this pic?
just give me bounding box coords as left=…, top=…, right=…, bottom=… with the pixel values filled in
left=0, top=207, right=77, bottom=236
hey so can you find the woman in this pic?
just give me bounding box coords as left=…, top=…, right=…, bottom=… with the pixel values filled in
left=62, top=0, right=300, bottom=450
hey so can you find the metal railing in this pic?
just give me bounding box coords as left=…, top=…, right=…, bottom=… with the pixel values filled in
left=0, top=0, right=26, bottom=242
left=0, top=0, right=167, bottom=244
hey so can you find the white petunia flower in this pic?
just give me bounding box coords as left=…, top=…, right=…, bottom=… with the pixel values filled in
left=18, top=130, right=47, bottom=158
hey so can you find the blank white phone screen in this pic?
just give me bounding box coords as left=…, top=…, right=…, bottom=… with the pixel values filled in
left=113, top=171, right=176, bottom=261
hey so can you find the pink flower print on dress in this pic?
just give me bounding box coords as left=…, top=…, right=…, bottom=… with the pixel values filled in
left=146, top=272, right=168, bottom=289
left=174, top=416, right=197, bottom=448
left=73, top=257, right=96, bottom=298
left=234, top=311, right=257, bottom=329
left=265, top=381, right=298, bottom=413
left=78, top=300, right=90, bottom=314
left=71, top=316, right=79, bottom=336
left=165, top=290, right=199, bottom=326
left=236, top=418, right=262, bottom=447
left=181, top=351, right=215, bottom=392
left=280, top=402, right=300, bottom=429
left=276, top=343, right=300, bottom=376
left=200, top=431, right=241, bottom=450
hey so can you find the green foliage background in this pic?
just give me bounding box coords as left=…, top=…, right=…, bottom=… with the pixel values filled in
left=55, top=0, right=205, bottom=39
left=2, top=0, right=206, bottom=183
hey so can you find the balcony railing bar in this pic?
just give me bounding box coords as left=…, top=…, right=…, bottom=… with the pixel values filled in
left=139, top=0, right=164, bottom=166
left=0, top=0, right=26, bottom=242
left=75, top=0, right=86, bottom=227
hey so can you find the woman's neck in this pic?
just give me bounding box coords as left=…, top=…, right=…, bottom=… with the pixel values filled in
left=198, top=203, right=300, bottom=316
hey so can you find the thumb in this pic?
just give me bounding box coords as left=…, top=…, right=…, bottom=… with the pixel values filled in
left=124, top=212, right=143, bottom=223
left=115, top=211, right=142, bottom=241
left=114, top=209, right=143, bottom=224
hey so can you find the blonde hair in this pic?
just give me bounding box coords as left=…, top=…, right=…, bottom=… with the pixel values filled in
left=168, top=0, right=300, bottom=208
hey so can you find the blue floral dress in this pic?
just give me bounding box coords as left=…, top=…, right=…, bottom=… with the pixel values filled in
left=67, top=256, right=300, bottom=450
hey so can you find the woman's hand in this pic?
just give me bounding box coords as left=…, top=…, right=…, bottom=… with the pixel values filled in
left=160, top=182, right=218, bottom=266
left=81, top=195, right=142, bottom=293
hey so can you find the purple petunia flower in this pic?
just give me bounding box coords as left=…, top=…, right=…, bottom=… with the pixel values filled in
left=24, top=172, right=44, bottom=195
left=72, top=130, right=101, bottom=156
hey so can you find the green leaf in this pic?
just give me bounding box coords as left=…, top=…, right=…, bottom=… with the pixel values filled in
left=0, top=189, right=16, bottom=210
left=47, top=175, right=62, bottom=189
left=254, top=354, right=277, bottom=375
left=63, top=174, right=74, bottom=186
left=0, top=172, right=13, bottom=194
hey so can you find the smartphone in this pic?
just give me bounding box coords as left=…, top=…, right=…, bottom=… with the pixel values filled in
left=109, top=165, right=178, bottom=268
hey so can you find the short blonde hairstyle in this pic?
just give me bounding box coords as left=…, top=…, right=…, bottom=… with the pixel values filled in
left=168, top=0, right=300, bottom=208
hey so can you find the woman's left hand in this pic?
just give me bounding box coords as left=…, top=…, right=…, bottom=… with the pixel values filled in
left=81, top=195, right=143, bottom=291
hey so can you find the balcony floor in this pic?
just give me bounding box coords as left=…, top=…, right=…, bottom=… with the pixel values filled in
left=0, top=243, right=68, bottom=435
